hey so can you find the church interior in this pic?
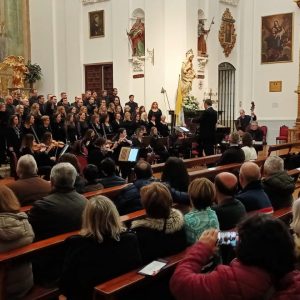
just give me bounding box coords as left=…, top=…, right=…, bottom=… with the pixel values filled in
left=0, top=0, right=300, bottom=299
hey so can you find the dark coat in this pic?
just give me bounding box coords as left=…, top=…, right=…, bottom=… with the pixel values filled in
left=236, top=180, right=272, bottom=212
left=59, top=232, right=142, bottom=300
left=217, top=145, right=245, bottom=166
left=262, top=171, right=295, bottom=210
left=195, top=107, right=218, bottom=140
left=98, top=175, right=126, bottom=188
left=213, top=198, right=246, bottom=230
left=28, top=189, right=87, bottom=240
left=131, top=209, right=187, bottom=263
left=115, top=178, right=157, bottom=215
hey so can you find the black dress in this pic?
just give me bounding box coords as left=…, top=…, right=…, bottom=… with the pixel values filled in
left=6, top=126, right=22, bottom=156
left=148, top=109, right=162, bottom=123
left=52, top=121, right=66, bottom=142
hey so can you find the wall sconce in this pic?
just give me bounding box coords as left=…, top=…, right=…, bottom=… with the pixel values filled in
left=294, top=0, right=300, bottom=8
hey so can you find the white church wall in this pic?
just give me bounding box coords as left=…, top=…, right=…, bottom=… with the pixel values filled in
left=29, top=0, right=300, bottom=137
left=29, top=0, right=56, bottom=95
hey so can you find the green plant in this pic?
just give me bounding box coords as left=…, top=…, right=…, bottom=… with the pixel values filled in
left=25, top=61, right=42, bottom=88
left=183, top=95, right=200, bottom=112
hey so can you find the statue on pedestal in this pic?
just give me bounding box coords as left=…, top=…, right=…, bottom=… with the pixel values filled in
left=181, top=49, right=196, bottom=98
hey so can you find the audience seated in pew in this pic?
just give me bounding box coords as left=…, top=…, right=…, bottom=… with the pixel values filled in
left=58, top=153, right=86, bottom=194
left=184, top=178, right=219, bottom=245
left=59, top=196, right=142, bottom=300
left=241, top=132, right=257, bottom=161
left=28, top=163, right=87, bottom=285
left=161, top=157, right=189, bottom=192
left=291, top=198, right=300, bottom=261
left=7, top=154, right=51, bottom=205
left=82, top=164, right=104, bottom=193
left=28, top=162, right=87, bottom=241
left=98, top=157, right=126, bottom=188
left=0, top=186, right=35, bottom=300
left=262, top=156, right=295, bottom=210
left=170, top=214, right=300, bottom=299
left=217, top=132, right=245, bottom=166
left=131, top=182, right=187, bottom=264
left=115, top=161, right=156, bottom=215
left=236, top=162, right=273, bottom=212
left=213, top=172, right=246, bottom=230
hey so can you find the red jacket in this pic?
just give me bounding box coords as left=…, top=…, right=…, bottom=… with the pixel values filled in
left=170, top=242, right=300, bottom=300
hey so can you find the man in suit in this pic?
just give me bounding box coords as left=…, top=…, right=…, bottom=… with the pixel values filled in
left=194, top=99, right=218, bottom=156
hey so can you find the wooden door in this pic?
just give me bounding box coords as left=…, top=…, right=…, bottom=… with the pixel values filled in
left=84, top=63, right=113, bottom=95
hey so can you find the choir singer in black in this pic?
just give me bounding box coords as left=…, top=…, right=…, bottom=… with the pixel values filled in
left=193, top=99, right=218, bottom=156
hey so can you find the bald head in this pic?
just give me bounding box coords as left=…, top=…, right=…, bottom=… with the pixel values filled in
left=239, top=162, right=261, bottom=188
left=215, top=172, right=238, bottom=199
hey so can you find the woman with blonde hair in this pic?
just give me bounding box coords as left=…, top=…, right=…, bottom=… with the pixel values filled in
left=184, top=178, right=219, bottom=244
left=291, top=198, right=300, bottom=258
left=0, top=185, right=34, bottom=299
left=59, top=196, right=141, bottom=300
left=131, top=182, right=186, bottom=263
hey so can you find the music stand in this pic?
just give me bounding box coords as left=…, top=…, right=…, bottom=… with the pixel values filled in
left=141, top=136, right=152, bottom=148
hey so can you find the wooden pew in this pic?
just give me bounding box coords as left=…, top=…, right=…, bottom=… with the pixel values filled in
left=0, top=206, right=147, bottom=300
left=93, top=249, right=188, bottom=300
left=93, top=205, right=294, bottom=300
left=151, top=154, right=222, bottom=174
left=0, top=230, right=78, bottom=300
left=188, top=158, right=268, bottom=182
left=83, top=184, right=128, bottom=200
left=267, top=141, right=300, bottom=157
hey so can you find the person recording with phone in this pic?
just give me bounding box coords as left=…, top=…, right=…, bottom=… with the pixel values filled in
left=170, top=214, right=300, bottom=299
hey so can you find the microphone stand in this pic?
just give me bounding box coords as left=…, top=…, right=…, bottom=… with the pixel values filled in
left=161, top=87, right=175, bottom=134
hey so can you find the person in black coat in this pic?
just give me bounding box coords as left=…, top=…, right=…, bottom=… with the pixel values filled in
left=6, top=115, right=22, bottom=157
left=98, top=158, right=126, bottom=188
left=213, top=172, right=246, bottom=230
left=217, top=132, right=245, bottom=166
left=237, top=162, right=272, bottom=212
left=59, top=196, right=142, bottom=300
left=130, top=182, right=186, bottom=263
left=193, top=99, right=218, bottom=156
left=115, top=161, right=156, bottom=215
left=236, top=108, right=256, bottom=133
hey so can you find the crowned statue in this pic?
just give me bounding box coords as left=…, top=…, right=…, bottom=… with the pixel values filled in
left=181, top=49, right=196, bottom=98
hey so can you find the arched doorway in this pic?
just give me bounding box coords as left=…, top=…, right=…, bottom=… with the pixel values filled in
left=218, top=62, right=236, bottom=131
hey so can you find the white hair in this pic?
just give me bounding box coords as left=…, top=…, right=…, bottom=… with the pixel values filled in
left=50, top=162, right=77, bottom=189
left=17, top=154, right=38, bottom=178
left=264, top=156, right=284, bottom=177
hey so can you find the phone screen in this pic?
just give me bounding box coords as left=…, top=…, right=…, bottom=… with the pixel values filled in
left=218, top=231, right=238, bottom=247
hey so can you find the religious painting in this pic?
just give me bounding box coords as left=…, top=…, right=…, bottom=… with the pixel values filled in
left=89, top=10, right=104, bottom=38
left=261, top=13, right=293, bottom=64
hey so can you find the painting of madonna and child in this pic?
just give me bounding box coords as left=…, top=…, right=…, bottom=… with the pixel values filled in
left=261, top=12, right=293, bottom=64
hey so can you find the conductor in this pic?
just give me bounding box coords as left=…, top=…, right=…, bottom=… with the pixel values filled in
left=193, top=99, right=218, bottom=156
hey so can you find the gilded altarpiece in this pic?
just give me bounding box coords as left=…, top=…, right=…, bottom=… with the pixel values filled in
left=0, top=0, right=30, bottom=97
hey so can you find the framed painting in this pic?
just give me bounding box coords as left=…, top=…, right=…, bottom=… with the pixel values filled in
left=261, top=13, right=293, bottom=64
left=89, top=10, right=104, bottom=38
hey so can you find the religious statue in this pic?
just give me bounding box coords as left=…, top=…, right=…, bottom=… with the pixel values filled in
left=0, top=55, right=28, bottom=88
left=198, top=20, right=210, bottom=56
left=181, top=49, right=196, bottom=98
left=127, top=18, right=145, bottom=57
